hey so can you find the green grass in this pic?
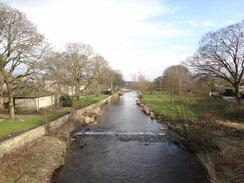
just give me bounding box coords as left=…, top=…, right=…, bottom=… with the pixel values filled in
left=141, top=91, right=230, bottom=121
left=141, top=91, right=244, bottom=183
left=0, top=94, right=110, bottom=139
left=76, top=94, right=109, bottom=107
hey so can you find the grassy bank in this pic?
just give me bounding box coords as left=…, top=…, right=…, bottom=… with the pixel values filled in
left=141, top=91, right=230, bottom=120
left=0, top=93, right=117, bottom=182
left=141, top=91, right=244, bottom=183
left=0, top=94, right=109, bottom=139
left=0, top=118, right=78, bottom=183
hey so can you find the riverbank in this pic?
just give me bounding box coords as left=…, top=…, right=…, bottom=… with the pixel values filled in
left=140, top=92, right=244, bottom=183
left=0, top=119, right=77, bottom=183
left=0, top=93, right=119, bottom=183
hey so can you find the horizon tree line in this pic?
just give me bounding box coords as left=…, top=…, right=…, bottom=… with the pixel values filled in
left=0, top=3, right=124, bottom=119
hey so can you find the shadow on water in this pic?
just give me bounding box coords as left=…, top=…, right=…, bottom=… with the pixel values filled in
left=52, top=91, right=209, bottom=183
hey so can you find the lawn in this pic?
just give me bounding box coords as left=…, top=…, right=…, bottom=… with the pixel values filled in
left=141, top=91, right=231, bottom=121
left=0, top=94, right=109, bottom=139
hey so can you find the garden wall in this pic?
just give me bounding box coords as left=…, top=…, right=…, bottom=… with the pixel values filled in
left=0, top=93, right=118, bottom=158
left=14, top=95, right=55, bottom=112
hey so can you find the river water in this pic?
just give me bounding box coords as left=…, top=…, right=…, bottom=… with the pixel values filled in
left=52, top=91, right=209, bottom=183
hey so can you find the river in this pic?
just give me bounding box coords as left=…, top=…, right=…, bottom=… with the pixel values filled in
left=52, top=91, right=209, bottom=183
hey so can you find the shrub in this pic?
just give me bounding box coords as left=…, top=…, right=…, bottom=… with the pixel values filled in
left=168, top=96, right=218, bottom=151
left=102, top=90, right=111, bottom=95
left=3, top=102, right=9, bottom=109
left=173, top=113, right=217, bottom=148
left=3, top=102, right=21, bottom=113
left=222, top=88, right=235, bottom=96
left=59, top=95, right=73, bottom=107
left=14, top=107, right=21, bottom=113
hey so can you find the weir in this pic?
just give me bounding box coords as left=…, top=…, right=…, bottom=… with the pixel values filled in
left=52, top=91, right=209, bottom=183
left=75, top=131, right=165, bottom=136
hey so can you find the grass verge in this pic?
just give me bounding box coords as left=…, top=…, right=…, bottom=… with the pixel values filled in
left=0, top=94, right=109, bottom=139
left=141, top=91, right=244, bottom=183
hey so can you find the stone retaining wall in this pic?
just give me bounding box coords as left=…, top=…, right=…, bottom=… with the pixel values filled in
left=0, top=126, right=46, bottom=158
left=0, top=94, right=118, bottom=159
left=47, top=113, right=73, bottom=132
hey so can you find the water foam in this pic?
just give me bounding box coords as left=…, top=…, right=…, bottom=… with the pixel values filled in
left=75, top=131, right=165, bottom=136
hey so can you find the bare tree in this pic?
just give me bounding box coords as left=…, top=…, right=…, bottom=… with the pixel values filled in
left=0, top=3, right=46, bottom=118
left=131, top=72, right=151, bottom=94
left=163, top=65, right=191, bottom=100
left=153, top=76, right=163, bottom=93
left=65, top=43, right=96, bottom=101
left=113, top=70, right=124, bottom=90
left=40, top=51, right=68, bottom=107
left=91, top=54, right=109, bottom=96
left=186, top=20, right=244, bottom=104
left=98, top=67, right=115, bottom=90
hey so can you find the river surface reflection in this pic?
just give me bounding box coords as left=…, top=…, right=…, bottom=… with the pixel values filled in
left=52, top=91, right=209, bottom=183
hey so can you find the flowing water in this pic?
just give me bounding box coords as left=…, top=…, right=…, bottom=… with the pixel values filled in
left=52, top=91, right=209, bottom=183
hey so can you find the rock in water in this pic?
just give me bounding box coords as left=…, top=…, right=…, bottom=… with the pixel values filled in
left=78, top=143, right=88, bottom=148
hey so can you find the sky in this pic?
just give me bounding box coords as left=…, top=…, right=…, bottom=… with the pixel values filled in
left=1, top=0, right=244, bottom=81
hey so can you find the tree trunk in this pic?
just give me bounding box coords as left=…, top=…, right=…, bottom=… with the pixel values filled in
left=56, top=84, right=61, bottom=107
left=234, top=84, right=241, bottom=105
left=76, top=82, right=80, bottom=102
left=0, top=83, right=3, bottom=111
left=160, top=80, right=162, bottom=94
left=179, top=79, right=182, bottom=96
left=110, top=76, right=113, bottom=95
left=96, top=81, right=100, bottom=96
left=6, top=83, right=15, bottom=119
left=0, top=73, right=3, bottom=111
left=170, top=90, right=173, bottom=102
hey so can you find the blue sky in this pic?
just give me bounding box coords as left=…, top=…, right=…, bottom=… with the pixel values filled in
left=1, top=0, right=244, bottom=80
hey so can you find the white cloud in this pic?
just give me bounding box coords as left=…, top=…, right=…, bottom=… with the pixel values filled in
left=223, top=19, right=243, bottom=26
left=201, top=21, right=215, bottom=26
left=184, top=21, right=198, bottom=27
left=125, top=21, right=192, bottom=38
left=13, top=0, right=185, bottom=49
left=105, top=49, right=189, bottom=80
left=185, top=20, right=215, bottom=27
left=5, top=0, right=189, bottom=80
left=172, top=45, right=191, bottom=50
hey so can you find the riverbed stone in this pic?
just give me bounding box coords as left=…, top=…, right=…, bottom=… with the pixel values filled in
left=84, top=116, right=90, bottom=124
left=150, top=111, right=155, bottom=119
